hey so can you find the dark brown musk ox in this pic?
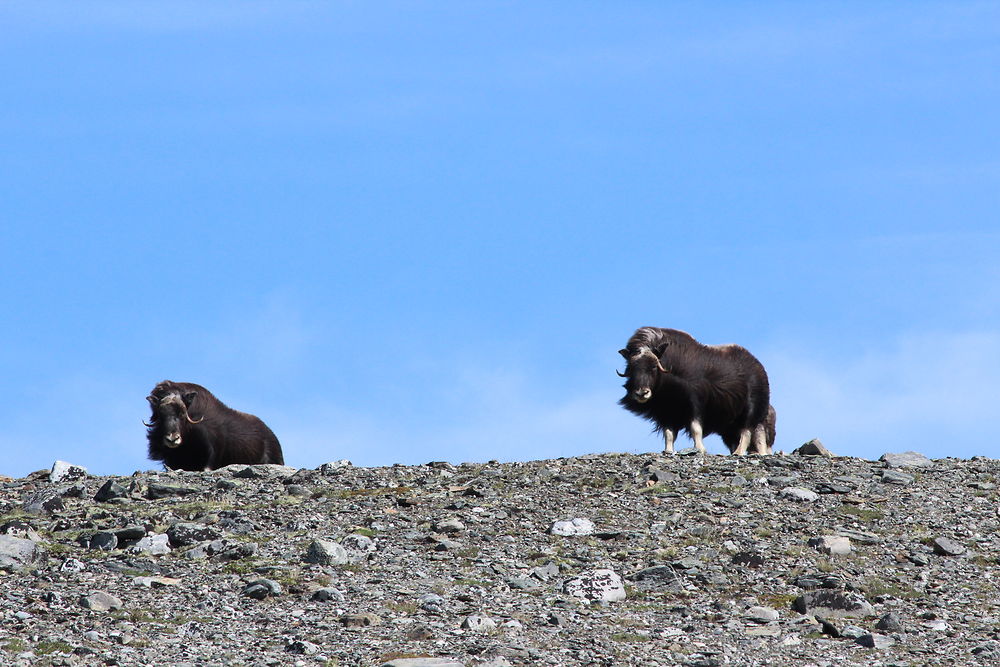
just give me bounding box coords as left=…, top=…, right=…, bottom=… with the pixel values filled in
left=617, top=327, right=774, bottom=455
left=144, top=380, right=284, bottom=471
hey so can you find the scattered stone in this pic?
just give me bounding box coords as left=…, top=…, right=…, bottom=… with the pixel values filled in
left=931, top=536, right=966, bottom=556
left=856, top=633, right=895, bottom=649
left=146, top=483, right=198, bottom=499
left=49, top=460, right=88, bottom=483
left=744, top=625, right=781, bottom=637
left=0, top=535, right=39, bottom=570
left=93, top=480, right=129, bottom=502
left=808, top=535, right=852, bottom=556
left=876, top=612, right=904, bottom=633
left=242, top=579, right=282, bottom=599
left=113, top=525, right=147, bottom=542
left=881, top=470, right=915, bottom=485
left=461, top=614, right=497, bottom=631
left=286, top=640, right=320, bottom=655
left=792, top=590, right=875, bottom=618
left=22, top=491, right=65, bottom=515
left=87, top=532, right=118, bottom=551
left=793, top=439, right=834, bottom=457
left=132, top=576, right=181, bottom=588
left=340, top=613, right=381, bottom=627
left=0, top=520, right=40, bottom=541
left=311, top=587, right=345, bottom=602
left=304, top=538, right=349, bottom=566
left=648, top=469, right=679, bottom=483
left=232, top=464, right=298, bottom=479
left=834, top=529, right=879, bottom=544
left=815, top=482, right=853, bottom=494
left=881, top=451, right=934, bottom=468
left=405, top=625, right=436, bottom=640
left=129, top=534, right=171, bottom=556
left=319, top=460, right=353, bottom=474
left=732, top=552, right=766, bottom=568
left=549, top=518, right=595, bottom=536
left=79, top=591, right=123, bottom=612
left=563, top=569, right=626, bottom=603
left=779, top=487, right=819, bottom=502
left=745, top=606, right=779, bottom=623
left=434, top=518, right=465, bottom=534
left=167, top=522, right=222, bottom=547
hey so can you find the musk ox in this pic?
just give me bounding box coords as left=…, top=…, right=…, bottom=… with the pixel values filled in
left=618, top=327, right=773, bottom=455
left=144, top=381, right=284, bottom=471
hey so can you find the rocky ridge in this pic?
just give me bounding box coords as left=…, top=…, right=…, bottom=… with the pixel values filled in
left=1, top=445, right=999, bottom=666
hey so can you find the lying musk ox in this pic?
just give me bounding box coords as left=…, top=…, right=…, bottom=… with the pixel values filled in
left=618, top=327, right=773, bottom=455
left=145, top=381, right=284, bottom=471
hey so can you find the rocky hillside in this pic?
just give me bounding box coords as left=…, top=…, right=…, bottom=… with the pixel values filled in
left=1, top=445, right=999, bottom=666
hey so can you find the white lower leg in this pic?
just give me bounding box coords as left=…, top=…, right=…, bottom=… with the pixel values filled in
left=733, top=429, right=752, bottom=456
left=663, top=429, right=675, bottom=454
left=690, top=420, right=706, bottom=454
left=752, top=424, right=769, bottom=455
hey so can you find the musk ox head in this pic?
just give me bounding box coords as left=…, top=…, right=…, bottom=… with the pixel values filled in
left=618, top=344, right=668, bottom=404
left=144, top=388, right=203, bottom=448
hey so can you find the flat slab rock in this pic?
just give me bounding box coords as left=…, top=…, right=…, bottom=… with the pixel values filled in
left=549, top=517, right=595, bottom=536
left=793, top=590, right=875, bottom=618
left=881, top=451, right=934, bottom=468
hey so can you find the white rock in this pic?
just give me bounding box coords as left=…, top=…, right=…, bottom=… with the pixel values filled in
left=49, top=460, right=88, bottom=483
left=745, top=606, right=780, bottom=622
left=549, top=518, right=595, bottom=536
left=461, top=614, right=497, bottom=632
left=779, top=487, right=819, bottom=503
left=563, top=568, right=626, bottom=602
left=808, top=535, right=852, bottom=555
left=129, top=534, right=171, bottom=556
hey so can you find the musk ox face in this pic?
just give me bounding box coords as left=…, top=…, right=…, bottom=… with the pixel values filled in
left=145, top=390, right=202, bottom=448
left=618, top=345, right=668, bottom=404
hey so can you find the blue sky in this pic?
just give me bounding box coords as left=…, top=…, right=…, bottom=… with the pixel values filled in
left=2, top=2, right=998, bottom=477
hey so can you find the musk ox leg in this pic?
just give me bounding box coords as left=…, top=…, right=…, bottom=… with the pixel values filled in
left=732, top=429, right=752, bottom=456
left=753, top=424, right=770, bottom=455
left=663, top=428, right=676, bottom=455
left=690, top=420, right=706, bottom=455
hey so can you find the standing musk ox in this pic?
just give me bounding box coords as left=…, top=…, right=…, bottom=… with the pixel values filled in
left=618, top=327, right=774, bottom=455
left=145, top=381, right=284, bottom=471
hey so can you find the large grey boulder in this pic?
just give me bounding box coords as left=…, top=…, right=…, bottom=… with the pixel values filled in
left=304, top=538, right=349, bottom=566
left=880, top=451, right=933, bottom=468
left=0, top=535, right=39, bottom=570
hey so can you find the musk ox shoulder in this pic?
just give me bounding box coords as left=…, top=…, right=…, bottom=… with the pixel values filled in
left=617, top=327, right=773, bottom=455
left=144, top=380, right=284, bottom=471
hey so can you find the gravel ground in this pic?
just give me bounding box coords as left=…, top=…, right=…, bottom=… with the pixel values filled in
left=2, top=447, right=999, bottom=666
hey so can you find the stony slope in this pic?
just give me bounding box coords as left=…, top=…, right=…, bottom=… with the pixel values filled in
left=1, top=447, right=999, bottom=666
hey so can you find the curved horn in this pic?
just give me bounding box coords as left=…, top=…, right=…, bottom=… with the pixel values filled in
left=142, top=419, right=155, bottom=427
left=616, top=369, right=627, bottom=377
left=185, top=413, right=204, bottom=425
left=656, top=359, right=668, bottom=373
